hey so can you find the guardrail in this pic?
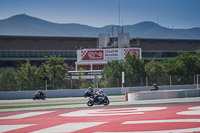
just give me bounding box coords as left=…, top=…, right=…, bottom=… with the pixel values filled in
left=0, top=84, right=197, bottom=100
left=127, top=89, right=200, bottom=101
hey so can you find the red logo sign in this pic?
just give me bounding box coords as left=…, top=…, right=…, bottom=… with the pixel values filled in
left=124, top=49, right=140, bottom=59
left=81, top=50, right=104, bottom=60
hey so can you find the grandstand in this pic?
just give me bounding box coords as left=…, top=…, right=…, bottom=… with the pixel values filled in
left=0, top=35, right=199, bottom=68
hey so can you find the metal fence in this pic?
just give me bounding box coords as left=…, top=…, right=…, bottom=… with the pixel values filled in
left=68, top=75, right=200, bottom=89
left=0, top=75, right=200, bottom=91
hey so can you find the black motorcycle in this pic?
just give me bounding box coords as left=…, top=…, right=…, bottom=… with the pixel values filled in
left=150, top=86, right=159, bottom=91
left=33, top=92, right=46, bottom=100
left=84, top=89, right=110, bottom=106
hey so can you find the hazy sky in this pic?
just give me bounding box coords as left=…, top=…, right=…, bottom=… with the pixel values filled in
left=0, top=0, right=200, bottom=29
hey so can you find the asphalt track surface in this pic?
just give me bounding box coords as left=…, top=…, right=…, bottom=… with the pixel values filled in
left=0, top=95, right=125, bottom=106
left=0, top=96, right=200, bottom=112
left=0, top=97, right=200, bottom=133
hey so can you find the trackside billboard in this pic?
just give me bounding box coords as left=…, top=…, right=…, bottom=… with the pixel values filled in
left=77, top=48, right=142, bottom=62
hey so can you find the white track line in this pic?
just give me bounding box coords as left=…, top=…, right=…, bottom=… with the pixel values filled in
left=31, top=122, right=107, bottom=133
left=0, top=124, right=35, bottom=132
left=0, top=111, right=55, bottom=119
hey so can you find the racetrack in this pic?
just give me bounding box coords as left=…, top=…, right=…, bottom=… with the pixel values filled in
left=0, top=97, right=200, bottom=132
left=0, top=102, right=200, bottom=133
left=0, top=97, right=200, bottom=113
left=0, top=95, right=125, bottom=106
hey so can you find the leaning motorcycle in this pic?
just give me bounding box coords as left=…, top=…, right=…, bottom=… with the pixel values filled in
left=150, top=87, right=159, bottom=91
left=84, top=89, right=110, bottom=106
left=33, top=92, right=46, bottom=100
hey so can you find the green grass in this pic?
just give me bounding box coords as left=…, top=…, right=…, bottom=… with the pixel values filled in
left=1, top=100, right=199, bottom=110
left=0, top=100, right=125, bottom=110
left=0, top=102, right=86, bottom=109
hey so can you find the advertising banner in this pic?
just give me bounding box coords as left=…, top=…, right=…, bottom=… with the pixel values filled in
left=77, top=48, right=141, bottom=62
left=81, top=50, right=104, bottom=60
left=124, top=48, right=141, bottom=59
left=104, top=49, right=120, bottom=60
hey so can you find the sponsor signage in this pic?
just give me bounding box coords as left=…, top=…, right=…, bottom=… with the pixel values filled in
left=77, top=48, right=141, bottom=62
left=104, top=49, right=120, bottom=60
left=124, top=48, right=141, bottom=59
left=81, top=50, right=104, bottom=60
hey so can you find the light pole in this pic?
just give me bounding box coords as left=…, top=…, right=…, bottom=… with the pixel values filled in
left=197, top=74, right=199, bottom=89
left=122, top=72, right=124, bottom=88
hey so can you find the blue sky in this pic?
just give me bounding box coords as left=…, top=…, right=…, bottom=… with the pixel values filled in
left=0, top=0, right=200, bottom=29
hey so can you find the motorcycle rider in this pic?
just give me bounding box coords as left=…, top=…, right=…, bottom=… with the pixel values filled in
left=95, top=89, right=104, bottom=102
left=33, top=90, right=46, bottom=100
left=150, top=83, right=159, bottom=91
left=88, top=87, right=94, bottom=94
left=84, top=87, right=94, bottom=97
left=37, top=90, right=44, bottom=98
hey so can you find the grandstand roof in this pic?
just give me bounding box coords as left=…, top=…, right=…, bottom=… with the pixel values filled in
left=0, top=35, right=199, bottom=52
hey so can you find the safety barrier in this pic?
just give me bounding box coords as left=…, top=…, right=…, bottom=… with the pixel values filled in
left=0, top=85, right=197, bottom=100
left=127, top=89, right=200, bottom=101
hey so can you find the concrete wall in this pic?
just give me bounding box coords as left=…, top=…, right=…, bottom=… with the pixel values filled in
left=121, top=84, right=197, bottom=94
left=128, top=89, right=200, bottom=101
left=0, top=84, right=198, bottom=100
left=0, top=88, right=123, bottom=100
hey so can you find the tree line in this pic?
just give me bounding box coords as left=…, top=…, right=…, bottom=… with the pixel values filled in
left=100, top=50, right=200, bottom=87
left=0, top=50, right=200, bottom=91
left=0, top=56, right=74, bottom=91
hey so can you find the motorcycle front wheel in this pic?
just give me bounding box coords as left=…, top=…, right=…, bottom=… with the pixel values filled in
left=87, top=100, right=94, bottom=106
left=42, top=95, right=46, bottom=100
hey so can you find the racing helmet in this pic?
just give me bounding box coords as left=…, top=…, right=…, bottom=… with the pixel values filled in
left=99, top=89, right=103, bottom=93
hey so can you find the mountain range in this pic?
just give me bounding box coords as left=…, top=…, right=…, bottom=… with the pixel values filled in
left=0, top=14, right=200, bottom=39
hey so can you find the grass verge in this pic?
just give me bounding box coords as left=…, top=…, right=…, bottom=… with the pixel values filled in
left=0, top=102, right=86, bottom=109
left=0, top=100, right=125, bottom=110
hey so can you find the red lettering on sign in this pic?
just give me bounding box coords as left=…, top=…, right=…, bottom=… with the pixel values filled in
left=81, top=50, right=104, bottom=60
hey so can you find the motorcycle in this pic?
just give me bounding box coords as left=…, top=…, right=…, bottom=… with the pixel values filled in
left=150, top=87, right=159, bottom=91
left=33, top=92, right=46, bottom=100
left=84, top=89, right=110, bottom=106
